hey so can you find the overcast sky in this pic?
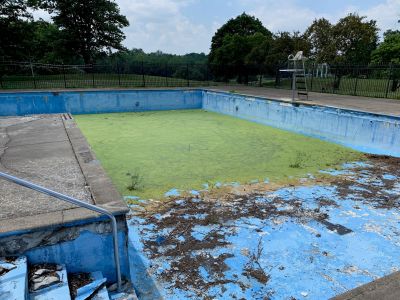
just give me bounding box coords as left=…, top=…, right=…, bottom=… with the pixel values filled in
left=34, top=0, right=400, bottom=55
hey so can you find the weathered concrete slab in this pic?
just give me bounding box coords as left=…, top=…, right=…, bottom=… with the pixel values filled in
left=0, top=115, right=91, bottom=220
left=0, top=114, right=128, bottom=234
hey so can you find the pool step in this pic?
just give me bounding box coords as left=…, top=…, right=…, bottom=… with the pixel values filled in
left=0, top=256, right=137, bottom=300
left=29, top=264, right=71, bottom=300
left=0, top=256, right=28, bottom=300
left=75, top=271, right=109, bottom=300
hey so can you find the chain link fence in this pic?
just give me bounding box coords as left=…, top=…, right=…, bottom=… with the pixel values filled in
left=1, top=61, right=399, bottom=99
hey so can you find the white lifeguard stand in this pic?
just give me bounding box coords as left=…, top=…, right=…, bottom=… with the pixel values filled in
left=279, top=51, right=309, bottom=101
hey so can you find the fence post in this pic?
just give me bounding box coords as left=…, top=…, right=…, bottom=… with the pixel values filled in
left=141, top=61, right=145, bottom=87
left=385, top=63, right=393, bottom=98
left=62, top=63, right=67, bottom=88
left=333, top=66, right=338, bottom=93
left=30, top=61, right=36, bottom=89
left=310, top=63, right=314, bottom=91
left=91, top=64, right=95, bottom=88
left=206, top=64, right=209, bottom=86
left=165, top=63, right=168, bottom=87
left=186, top=63, right=190, bottom=87
left=274, top=66, right=280, bottom=88
left=353, top=66, right=359, bottom=96
left=117, top=62, right=121, bottom=87
left=259, top=66, right=262, bottom=87
left=0, top=71, right=3, bottom=89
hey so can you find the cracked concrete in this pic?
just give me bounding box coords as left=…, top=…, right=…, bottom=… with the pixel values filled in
left=0, top=114, right=128, bottom=234
left=0, top=115, right=92, bottom=220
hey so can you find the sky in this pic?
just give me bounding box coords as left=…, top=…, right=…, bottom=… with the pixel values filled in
left=33, top=0, right=400, bottom=55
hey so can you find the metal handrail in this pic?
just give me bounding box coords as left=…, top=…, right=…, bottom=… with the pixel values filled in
left=0, top=171, right=122, bottom=291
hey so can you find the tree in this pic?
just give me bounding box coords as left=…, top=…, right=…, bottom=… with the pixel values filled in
left=29, top=20, right=71, bottom=63
left=39, top=0, right=129, bottom=64
left=209, top=13, right=273, bottom=82
left=0, top=0, right=33, bottom=60
left=371, top=30, right=400, bottom=64
left=266, top=31, right=311, bottom=66
left=333, top=14, right=378, bottom=64
left=372, top=30, right=400, bottom=92
left=305, top=18, right=336, bottom=62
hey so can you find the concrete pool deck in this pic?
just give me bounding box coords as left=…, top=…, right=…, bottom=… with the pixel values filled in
left=1, top=86, right=399, bottom=117
left=209, top=86, right=400, bottom=117
left=0, top=114, right=128, bottom=234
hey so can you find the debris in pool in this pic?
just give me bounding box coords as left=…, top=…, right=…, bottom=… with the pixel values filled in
left=155, top=236, right=167, bottom=245
left=128, top=154, right=400, bottom=299
left=318, top=219, right=353, bottom=235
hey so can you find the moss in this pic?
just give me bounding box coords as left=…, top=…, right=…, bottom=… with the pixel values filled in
left=75, top=110, right=363, bottom=199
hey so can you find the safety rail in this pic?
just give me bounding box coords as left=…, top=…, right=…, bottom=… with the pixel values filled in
left=0, top=171, right=122, bottom=291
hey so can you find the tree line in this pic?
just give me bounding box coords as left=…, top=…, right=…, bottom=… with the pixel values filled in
left=1, top=1, right=399, bottom=70
left=209, top=13, right=399, bottom=67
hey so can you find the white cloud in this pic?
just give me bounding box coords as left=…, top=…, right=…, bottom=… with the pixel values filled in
left=359, top=0, right=400, bottom=34
left=30, top=0, right=400, bottom=55
left=246, top=1, right=320, bottom=33
left=115, top=0, right=212, bottom=54
left=247, top=0, right=400, bottom=36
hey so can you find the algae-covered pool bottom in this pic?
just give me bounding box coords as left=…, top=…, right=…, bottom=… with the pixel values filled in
left=75, top=109, right=362, bottom=199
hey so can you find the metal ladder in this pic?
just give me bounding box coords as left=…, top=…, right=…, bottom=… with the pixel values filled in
left=295, top=59, right=309, bottom=100
left=288, top=52, right=309, bottom=101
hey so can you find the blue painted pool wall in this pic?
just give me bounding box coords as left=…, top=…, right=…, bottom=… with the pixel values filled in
left=0, top=89, right=203, bottom=116
left=202, top=91, right=400, bottom=157
left=13, top=223, right=130, bottom=284
left=1, top=89, right=400, bottom=156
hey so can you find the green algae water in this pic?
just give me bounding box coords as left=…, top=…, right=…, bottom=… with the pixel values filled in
left=75, top=110, right=362, bottom=199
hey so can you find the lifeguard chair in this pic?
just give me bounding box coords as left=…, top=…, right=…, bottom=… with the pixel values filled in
left=279, top=51, right=309, bottom=101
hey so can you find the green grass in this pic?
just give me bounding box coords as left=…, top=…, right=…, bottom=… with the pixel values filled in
left=0, top=73, right=216, bottom=89
left=75, top=110, right=362, bottom=199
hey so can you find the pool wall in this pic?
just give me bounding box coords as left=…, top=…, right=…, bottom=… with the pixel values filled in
left=0, top=216, right=130, bottom=283
left=0, top=89, right=203, bottom=115
left=0, top=89, right=399, bottom=156
left=203, top=91, right=400, bottom=157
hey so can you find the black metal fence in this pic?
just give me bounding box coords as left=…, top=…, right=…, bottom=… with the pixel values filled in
left=1, top=61, right=399, bottom=99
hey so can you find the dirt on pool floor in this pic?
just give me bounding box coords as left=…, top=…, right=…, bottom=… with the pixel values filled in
left=129, top=154, right=400, bottom=299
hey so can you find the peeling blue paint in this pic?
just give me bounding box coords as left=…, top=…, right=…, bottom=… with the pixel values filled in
left=76, top=272, right=107, bottom=300
left=24, top=227, right=130, bottom=284
left=30, top=265, right=71, bottom=300
left=164, top=189, right=180, bottom=197
left=0, top=256, right=27, bottom=300
left=127, top=162, right=400, bottom=300
left=0, top=90, right=203, bottom=116
left=203, top=91, right=400, bottom=157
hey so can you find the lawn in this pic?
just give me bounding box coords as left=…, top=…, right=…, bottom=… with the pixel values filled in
left=0, top=73, right=213, bottom=89
left=75, top=110, right=362, bottom=199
